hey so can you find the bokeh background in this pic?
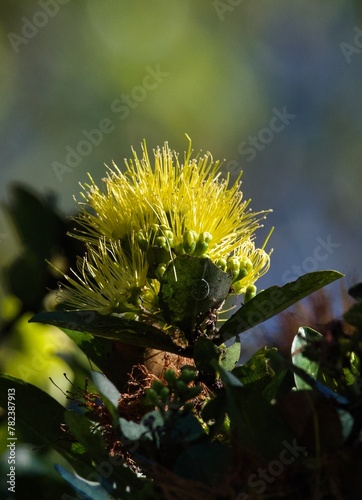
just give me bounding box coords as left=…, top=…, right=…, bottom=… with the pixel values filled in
left=1, top=1, right=362, bottom=494
left=1, top=0, right=362, bottom=291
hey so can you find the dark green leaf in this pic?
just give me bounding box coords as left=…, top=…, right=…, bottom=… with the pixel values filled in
left=193, top=337, right=220, bottom=375
left=215, top=363, right=294, bottom=459
left=29, top=310, right=188, bottom=356
left=348, top=283, right=362, bottom=301
left=219, top=270, right=343, bottom=342
left=173, top=443, right=231, bottom=486
left=0, top=374, right=93, bottom=476
left=344, top=301, right=362, bottom=328
left=65, top=411, right=108, bottom=464
left=171, top=413, right=204, bottom=442
left=291, top=327, right=322, bottom=390
left=159, top=255, right=232, bottom=334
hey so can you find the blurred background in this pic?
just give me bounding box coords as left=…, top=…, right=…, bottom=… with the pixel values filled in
left=1, top=1, right=362, bottom=494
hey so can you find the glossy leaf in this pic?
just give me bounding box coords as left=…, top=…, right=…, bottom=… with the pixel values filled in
left=91, top=371, right=121, bottom=417
left=219, top=270, right=343, bottom=343
left=292, top=326, right=322, bottom=390
left=29, top=310, right=188, bottom=356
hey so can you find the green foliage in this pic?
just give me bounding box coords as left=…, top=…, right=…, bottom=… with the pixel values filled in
left=219, top=270, right=343, bottom=342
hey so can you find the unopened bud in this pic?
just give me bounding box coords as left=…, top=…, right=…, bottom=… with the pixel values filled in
left=244, top=284, right=257, bottom=302
left=227, top=257, right=240, bottom=282
left=194, top=232, right=213, bottom=256
left=237, top=258, right=253, bottom=280
left=215, top=258, right=227, bottom=271
left=183, top=230, right=198, bottom=254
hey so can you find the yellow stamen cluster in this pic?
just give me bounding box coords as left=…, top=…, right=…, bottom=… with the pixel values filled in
left=59, top=138, right=272, bottom=317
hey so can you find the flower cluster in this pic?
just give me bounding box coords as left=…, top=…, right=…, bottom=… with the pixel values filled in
left=57, top=139, right=271, bottom=320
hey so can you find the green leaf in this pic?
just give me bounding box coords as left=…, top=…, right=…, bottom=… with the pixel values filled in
left=171, top=413, right=205, bottom=442
left=0, top=374, right=93, bottom=476
left=55, top=465, right=114, bottom=499
left=173, top=443, right=231, bottom=486
left=65, top=411, right=108, bottom=464
left=193, top=337, right=220, bottom=375
left=159, top=255, right=232, bottom=334
left=219, top=340, right=241, bottom=371
left=215, top=363, right=294, bottom=459
left=232, top=347, right=275, bottom=385
left=344, top=301, right=362, bottom=328
left=91, top=371, right=121, bottom=416
left=29, top=310, right=188, bottom=356
left=291, top=327, right=323, bottom=390
left=219, top=270, right=343, bottom=342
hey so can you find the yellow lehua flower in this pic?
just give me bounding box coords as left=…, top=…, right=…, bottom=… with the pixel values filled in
left=61, top=137, right=272, bottom=318
left=72, top=139, right=270, bottom=259
left=57, top=236, right=158, bottom=315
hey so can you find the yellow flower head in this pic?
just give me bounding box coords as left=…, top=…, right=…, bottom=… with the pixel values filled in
left=61, top=137, right=272, bottom=317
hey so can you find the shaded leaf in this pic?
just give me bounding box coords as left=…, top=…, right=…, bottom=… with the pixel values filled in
left=30, top=310, right=188, bottom=356
left=291, top=327, right=322, bottom=390
left=0, top=374, right=93, bottom=476
left=219, top=270, right=343, bottom=342
left=173, top=443, right=231, bottom=486
left=215, top=362, right=294, bottom=459
left=193, top=337, right=220, bottom=375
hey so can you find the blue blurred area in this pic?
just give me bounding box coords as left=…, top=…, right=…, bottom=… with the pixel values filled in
left=1, top=0, right=361, bottom=293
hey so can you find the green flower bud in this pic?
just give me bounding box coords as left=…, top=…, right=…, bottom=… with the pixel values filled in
left=237, top=257, right=253, bottom=280
left=244, top=284, right=257, bottom=302
left=187, top=385, right=202, bottom=399
left=160, top=386, right=170, bottom=402
left=136, top=230, right=149, bottom=251
left=176, top=380, right=187, bottom=395
left=215, top=258, right=227, bottom=272
left=151, top=379, right=165, bottom=394
left=173, top=241, right=185, bottom=255
left=155, top=263, right=167, bottom=279
left=227, top=257, right=240, bottom=282
left=164, top=369, right=178, bottom=386
left=183, top=230, right=198, bottom=254
left=194, top=231, right=213, bottom=256
left=150, top=223, right=159, bottom=241
left=145, top=389, right=158, bottom=403
left=155, top=236, right=167, bottom=249
left=231, top=281, right=245, bottom=294
left=180, top=368, right=197, bottom=384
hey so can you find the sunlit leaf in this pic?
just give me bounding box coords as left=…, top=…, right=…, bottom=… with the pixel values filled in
left=219, top=270, right=343, bottom=342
